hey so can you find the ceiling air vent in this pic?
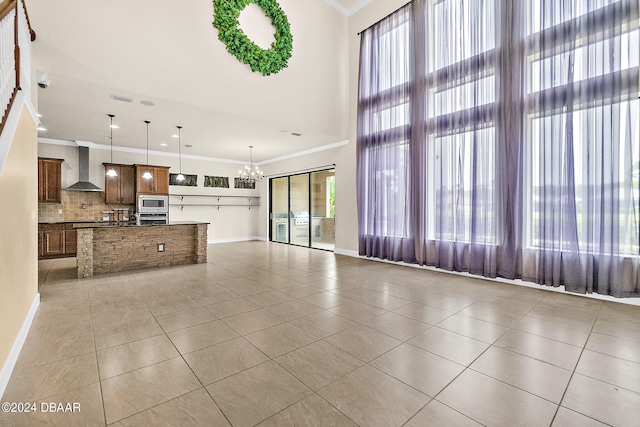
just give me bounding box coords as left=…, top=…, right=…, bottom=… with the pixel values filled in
left=110, top=94, right=134, bottom=103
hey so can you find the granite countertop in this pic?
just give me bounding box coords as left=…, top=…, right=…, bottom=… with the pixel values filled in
left=39, top=220, right=104, bottom=224
left=72, top=221, right=209, bottom=229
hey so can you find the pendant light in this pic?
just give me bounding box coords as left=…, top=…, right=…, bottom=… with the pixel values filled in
left=105, top=114, right=118, bottom=177
left=237, top=145, right=263, bottom=186
left=142, top=120, right=153, bottom=180
left=176, top=125, right=185, bottom=182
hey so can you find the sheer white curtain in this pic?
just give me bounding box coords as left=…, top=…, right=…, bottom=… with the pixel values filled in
left=357, top=0, right=640, bottom=297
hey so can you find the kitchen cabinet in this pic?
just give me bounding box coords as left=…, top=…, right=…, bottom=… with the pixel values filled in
left=38, top=223, right=77, bottom=259
left=65, top=225, right=77, bottom=256
left=135, top=165, right=170, bottom=196
left=38, top=158, right=63, bottom=203
left=38, top=223, right=65, bottom=258
left=38, top=230, right=44, bottom=257
left=103, top=163, right=135, bottom=204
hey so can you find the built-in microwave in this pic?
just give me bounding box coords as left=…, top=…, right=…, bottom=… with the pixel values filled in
left=137, top=195, right=169, bottom=214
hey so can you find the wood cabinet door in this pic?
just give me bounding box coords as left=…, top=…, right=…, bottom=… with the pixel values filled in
left=38, top=159, right=62, bottom=203
left=104, top=164, right=136, bottom=204
left=104, top=164, right=121, bottom=204
left=136, top=165, right=154, bottom=194
left=153, top=167, right=169, bottom=195
left=65, top=229, right=77, bottom=255
left=136, top=165, right=169, bottom=195
left=37, top=161, right=45, bottom=202
left=119, top=165, right=136, bottom=204
left=43, top=229, right=65, bottom=256
left=38, top=231, right=44, bottom=257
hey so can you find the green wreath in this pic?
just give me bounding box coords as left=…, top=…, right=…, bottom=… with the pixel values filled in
left=213, top=0, right=293, bottom=76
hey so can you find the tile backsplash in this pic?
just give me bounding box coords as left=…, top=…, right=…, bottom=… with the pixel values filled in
left=38, top=190, right=134, bottom=222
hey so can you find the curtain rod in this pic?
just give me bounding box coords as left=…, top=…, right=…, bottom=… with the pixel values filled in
left=266, top=164, right=336, bottom=179
left=356, top=0, right=414, bottom=36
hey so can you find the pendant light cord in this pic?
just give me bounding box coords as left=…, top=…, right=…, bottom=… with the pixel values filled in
left=144, top=120, right=150, bottom=168
left=108, top=114, right=114, bottom=163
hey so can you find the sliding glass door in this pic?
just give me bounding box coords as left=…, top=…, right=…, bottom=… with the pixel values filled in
left=311, top=170, right=335, bottom=250
left=271, top=177, right=289, bottom=243
left=269, top=168, right=335, bottom=251
left=289, top=174, right=310, bottom=246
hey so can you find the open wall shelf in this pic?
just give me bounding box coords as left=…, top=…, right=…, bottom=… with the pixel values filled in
left=169, top=194, right=260, bottom=211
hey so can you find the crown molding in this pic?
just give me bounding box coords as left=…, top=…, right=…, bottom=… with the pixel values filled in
left=258, top=139, right=349, bottom=165
left=38, top=137, right=351, bottom=166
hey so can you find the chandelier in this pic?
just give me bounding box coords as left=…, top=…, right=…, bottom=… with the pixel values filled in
left=237, top=145, right=263, bottom=186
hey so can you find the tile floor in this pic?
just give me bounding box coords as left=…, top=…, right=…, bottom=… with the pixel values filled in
left=2, top=241, right=640, bottom=426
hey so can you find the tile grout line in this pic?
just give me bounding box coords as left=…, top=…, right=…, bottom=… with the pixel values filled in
left=86, top=282, right=109, bottom=427
left=395, top=294, right=550, bottom=426
left=31, top=246, right=640, bottom=426
left=549, top=302, right=613, bottom=427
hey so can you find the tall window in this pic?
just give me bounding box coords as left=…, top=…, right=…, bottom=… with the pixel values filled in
left=423, top=0, right=498, bottom=243
left=357, top=0, right=640, bottom=297
left=358, top=7, right=412, bottom=249
left=524, top=0, right=640, bottom=257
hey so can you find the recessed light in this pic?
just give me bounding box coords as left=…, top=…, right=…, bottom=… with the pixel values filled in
left=291, top=132, right=302, bottom=137
left=109, top=124, right=119, bottom=129
left=171, top=134, right=179, bottom=138
left=140, top=100, right=155, bottom=106
left=37, top=113, right=42, bottom=118
left=104, top=136, right=111, bottom=139
left=110, top=94, right=134, bottom=103
left=37, top=126, right=47, bottom=131
left=160, top=143, right=168, bottom=147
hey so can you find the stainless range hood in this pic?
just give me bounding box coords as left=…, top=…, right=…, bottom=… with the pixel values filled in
left=65, top=146, right=102, bottom=192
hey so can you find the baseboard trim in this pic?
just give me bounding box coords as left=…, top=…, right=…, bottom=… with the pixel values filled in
left=0, top=292, right=40, bottom=399
left=337, top=250, right=640, bottom=306
left=334, top=248, right=359, bottom=257
left=208, top=236, right=266, bottom=244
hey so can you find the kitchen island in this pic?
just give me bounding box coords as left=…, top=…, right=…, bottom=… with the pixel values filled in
left=75, top=222, right=208, bottom=278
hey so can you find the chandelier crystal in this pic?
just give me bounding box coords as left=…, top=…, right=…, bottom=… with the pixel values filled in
left=237, top=145, right=263, bottom=186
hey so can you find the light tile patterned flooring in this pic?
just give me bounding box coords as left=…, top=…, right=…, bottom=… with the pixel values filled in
left=2, top=241, right=640, bottom=426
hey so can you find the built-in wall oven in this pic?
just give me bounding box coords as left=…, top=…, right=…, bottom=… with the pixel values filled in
left=137, top=195, right=169, bottom=225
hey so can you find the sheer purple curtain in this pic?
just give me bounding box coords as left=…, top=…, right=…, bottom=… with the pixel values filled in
left=414, top=0, right=501, bottom=277
left=522, top=0, right=640, bottom=296
left=357, top=0, right=640, bottom=297
left=357, top=4, right=416, bottom=262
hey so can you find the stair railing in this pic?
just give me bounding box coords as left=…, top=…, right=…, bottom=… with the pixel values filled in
left=0, top=0, right=35, bottom=136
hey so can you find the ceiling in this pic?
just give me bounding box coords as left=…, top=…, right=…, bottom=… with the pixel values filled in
left=324, top=0, right=374, bottom=16
left=27, top=0, right=356, bottom=163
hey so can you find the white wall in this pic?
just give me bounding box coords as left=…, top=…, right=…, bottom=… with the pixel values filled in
left=166, top=156, right=260, bottom=243
left=0, top=105, right=38, bottom=398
